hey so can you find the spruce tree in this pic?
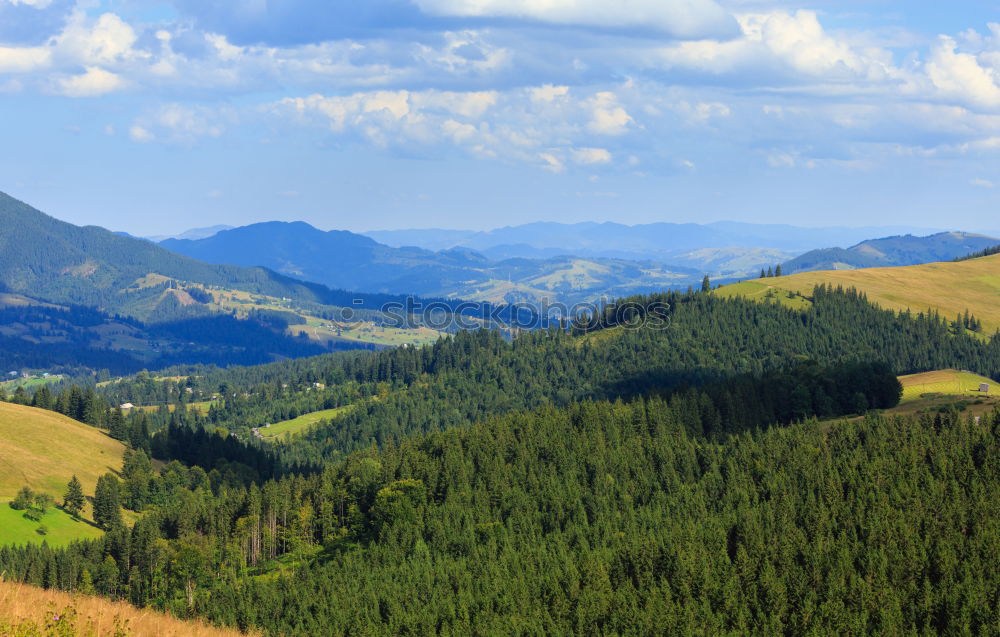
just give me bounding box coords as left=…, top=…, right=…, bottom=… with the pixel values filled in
left=63, top=475, right=85, bottom=519
left=93, top=473, right=123, bottom=530
left=774, top=264, right=782, bottom=277
left=701, top=276, right=711, bottom=293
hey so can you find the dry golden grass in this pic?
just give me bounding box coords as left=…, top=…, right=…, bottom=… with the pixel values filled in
left=734, top=253, right=1000, bottom=334
left=0, top=402, right=125, bottom=501
left=0, top=579, right=257, bottom=636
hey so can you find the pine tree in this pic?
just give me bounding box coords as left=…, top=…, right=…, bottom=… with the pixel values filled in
left=760, top=269, right=766, bottom=278
left=766, top=266, right=774, bottom=277
left=701, top=276, right=711, bottom=293
left=108, top=408, right=128, bottom=441
left=32, top=385, right=53, bottom=410
left=63, top=475, right=85, bottom=519
left=93, top=473, right=123, bottom=530
left=774, top=264, right=782, bottom=277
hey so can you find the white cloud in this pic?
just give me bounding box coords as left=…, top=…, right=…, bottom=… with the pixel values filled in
left=970, top=177, right=994, bottom=188
left=276, top=85, right=636, bottom=170
left=413, top=0, right=738, bottom=39
left=5, top=0, right=52, bottom=7
left=530, top=85, right=569, bottom=103
left=571, top=147, right=611, bottom=164
left=587, top=92, right=632, bottom=135
left=927, top=36, right=1000, bottom=109
left=55, top=66, right=125, bottom=97
left=128, top=104, right=226, bottom=144
left=654, top=10, right=900, bottom=86
left=129, top=125, right=153, bottom=142
left=538, top=152, right=564, bottom=172
left=0, top=45, right=51, bottom=73
left=54, top=12, right=139, bottom=66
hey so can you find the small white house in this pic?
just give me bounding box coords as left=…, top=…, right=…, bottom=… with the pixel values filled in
left=120, top=402, right=134, bottom=410
left=980, top=383, right=990, bottom=394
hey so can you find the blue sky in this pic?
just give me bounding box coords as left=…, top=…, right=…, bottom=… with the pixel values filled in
left=2, top=0, right=1000, bottom=236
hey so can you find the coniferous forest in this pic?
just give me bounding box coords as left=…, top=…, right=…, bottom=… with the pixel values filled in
left=1, top=286, right=999, bottom=635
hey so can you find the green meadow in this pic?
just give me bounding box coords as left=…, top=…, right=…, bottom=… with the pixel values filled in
left=0, top=502, right=102, bottom=547
left=261, top=405, right=355, bottom=441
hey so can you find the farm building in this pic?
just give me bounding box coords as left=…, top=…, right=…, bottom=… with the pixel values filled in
left=120, top=402, right=134, bottom=409
left=980, top=383, right=990, bottom=393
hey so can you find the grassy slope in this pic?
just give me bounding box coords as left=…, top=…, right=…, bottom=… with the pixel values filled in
left=261, top=405, right=354, bottom=441
left=716, top=254, right=1000, bottom=333
left=898, top=369, right=995, bottom=401
left=0, top=502, right=102, bottom=547
left=0, top=579, right=256, bottom=637
left=876, top=369, right=1000, bottom=420
left=0, top=402, right=124, bottom=499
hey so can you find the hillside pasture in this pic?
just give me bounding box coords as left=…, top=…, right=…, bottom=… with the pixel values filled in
left=0, top=501, right=102, bottom=547
left=0, top=402, right=124, bottom=500
left=899, top=369, right=996, bottom=401
left=718, top=254, right=1000, bottom=334
left=261, top=405, right=355, bottom=441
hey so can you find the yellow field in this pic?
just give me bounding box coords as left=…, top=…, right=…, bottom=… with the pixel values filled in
left=897, top=369, right=995, bottom=402
left=717, top=254, right=1000, bottom=333
left=0, top=402, right=124, bottom=500
left=0, top=579, right=256, bottom=636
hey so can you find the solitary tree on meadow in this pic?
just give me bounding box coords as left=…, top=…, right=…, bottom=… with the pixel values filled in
left=64, top=475, right=85, bottom=519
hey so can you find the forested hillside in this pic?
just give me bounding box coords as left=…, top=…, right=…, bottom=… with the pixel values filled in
left=84, top=286, right=1000, bottom=468
left=0, top=192, right=433, bottom=322
left=2, top=286, right=998, bottom=635
left=1, top=396, right=996, bottom=634
left=782, top=231, right=999, bottom=273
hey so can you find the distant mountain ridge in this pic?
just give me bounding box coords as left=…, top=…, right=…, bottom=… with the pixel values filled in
left=160, top=220, right=715, bottom=304
left=365, top=221, right=946, bottom=260
left=0, top=191, right=419, bottom=322
left=782, top=232, right=1000, bottom=274
left=146, top=224, right=234, bottom=242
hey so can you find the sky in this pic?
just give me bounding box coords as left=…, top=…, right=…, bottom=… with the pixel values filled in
left=2, top=0, right=1000, bottom=236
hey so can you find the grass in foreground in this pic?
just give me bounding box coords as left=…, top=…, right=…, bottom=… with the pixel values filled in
left=0, top=579, right=256, bottom=636
left=0, top=502, right=102, bottom=548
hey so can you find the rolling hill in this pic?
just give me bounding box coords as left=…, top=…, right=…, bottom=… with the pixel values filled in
left=161, top=220, right=706, bottom=304
left=716, top=252, right=1000, bottom=333
left=782, top=231, right=999, bottom=273
left=0, top=401, right=124, bottom=499
left=366, top=220, right=945, bottom=257
left=0, top=191, right=409, bottom=322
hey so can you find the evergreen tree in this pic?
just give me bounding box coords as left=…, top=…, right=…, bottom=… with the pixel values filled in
left=93, top=473, right=123, bottom=530
left=108, top=407, right=128, bottom=441
left=774, top=264, right=782, bottom=277
left=701, top=275, right=711, bottom=292
left=32, top=385, right=52, bottom=410
left=63, top=475, right=85, bottom=519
